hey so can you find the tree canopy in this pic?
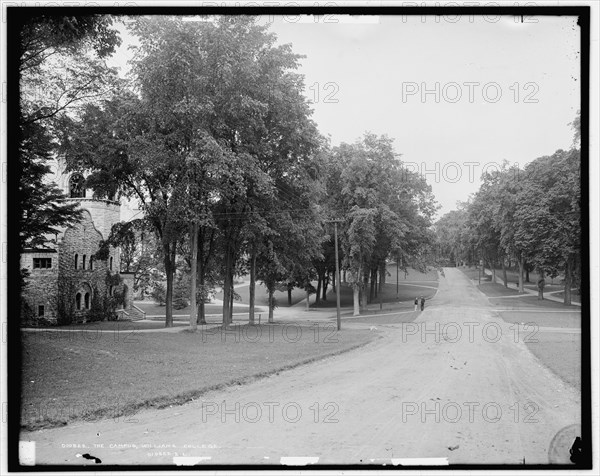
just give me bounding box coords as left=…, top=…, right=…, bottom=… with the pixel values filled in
left=21, top=14, right=450, bottom=325
left=434, top=116, right=582, bottom=305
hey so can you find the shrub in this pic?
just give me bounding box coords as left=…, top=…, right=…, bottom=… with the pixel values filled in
left=173, top=296, right=189, bottom=310
left=54, top=277, right=77, bottom=326
left=151, top=283, right=166, bottom=306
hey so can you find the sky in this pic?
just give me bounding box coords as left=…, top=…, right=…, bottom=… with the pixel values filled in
left=107, top=13, right=581, bottom=219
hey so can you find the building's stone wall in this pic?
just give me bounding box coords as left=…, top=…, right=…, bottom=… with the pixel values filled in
left=71, top=199, right=120, bottom=241
left=20, top=252, right=59, bottom=321
left=49, top=160, right=120, bottom=241
left=22, top=206, right=124, bottom=325
left=58, top=209, right=120, bottom=323
left=22, top=162, right=130, bottom=325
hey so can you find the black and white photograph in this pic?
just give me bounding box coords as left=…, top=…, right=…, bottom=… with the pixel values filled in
left=2, top=2, right=597, bottom=472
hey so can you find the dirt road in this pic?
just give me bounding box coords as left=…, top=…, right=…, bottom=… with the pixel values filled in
left=20, top=268, right=580, bottom=466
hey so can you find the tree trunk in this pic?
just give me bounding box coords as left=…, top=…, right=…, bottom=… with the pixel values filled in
left=332, top=270, right=336, bottom=293
left=222, top=241, right=232, bottom=327
left=353, top=284, right=360, bottom=316
left=491, top=258, right=496, bottom=284
left=198, top=275, right=206, bottom=324
left=343, top=269, right=346, bottom=283
left=288, top=286, right=292, bottom=306
left=517, top=255, right=525, bottom=293
left=322, top=274, right=328, bottom=301
left=249, top=248, right=256, bottom=325
left=189, top=223, right=198, bottom=331
left=374, top=270, right=378, bottom=298
left=525, top=262, right=530, bottom=283
left=268, top=287, right=274, bottom=323
left=229, top=281, right=234, bottom=325
left=315, top=275, right=322, bottom=304
left=564, top=257, right=572, bottom=305
left=163, top=243, right=174, bottom=328
left=196, top=228, right=209, bottom=325
left=361, top=271, right=369, bottom=311
left=379, top=261, right=386, bottom=291
left=502, top=259, right=508, bottom=288
left=369, top=269, right=375, bottom=302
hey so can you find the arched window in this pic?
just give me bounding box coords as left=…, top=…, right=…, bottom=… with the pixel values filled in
left=82, top=255, right=86, bottom=270
left=69, top=174, right=86, bottom=198
left=84, top=292, right=90, bottom=310
left=75, top=293, right=82, bottom=310
left=89, top=257, right=94, bottom=270
left=109, top=257, right=113, bottom=270
left=74, top=254, right=78, bottom=269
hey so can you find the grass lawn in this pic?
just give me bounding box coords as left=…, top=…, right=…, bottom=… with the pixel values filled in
left=553, top=291, right=581, bottom=303
left=489, top=267, right=567, bottom=290
left=478, top=283, right=580, bottom=308
left=21, top=323, right=379, bottom=431
left=312, top=267, right=439, bottom=309
left=460, top=266, right=492, bottom=282
left=496, top=267, right=541, bottom=283
left=477, top=282, right=524, bottom=297
left=384, top=265, right=440, bottom=283
left=523, top=284, right=563, bottom=292
left=24, top=320, right=189, bottom=332
left=495, top=309, right=581, bottom=329
left=311, top=282, right=438, bottom=309
left=133, top=301, right=255, bottom=317
left=525, top=333, right=581, bottom=391
left=215, top=282, right=308, bottom=308
left=487, top=286, right=581, bottom=328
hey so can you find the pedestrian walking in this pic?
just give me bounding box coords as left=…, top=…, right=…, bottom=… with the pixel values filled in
left=420, top=296, right=425, bottom=311
left=414, top=297, right=419, bottom=311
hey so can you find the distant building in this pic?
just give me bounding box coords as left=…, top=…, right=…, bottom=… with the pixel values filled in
left=20, top=161, right=143, bottom=324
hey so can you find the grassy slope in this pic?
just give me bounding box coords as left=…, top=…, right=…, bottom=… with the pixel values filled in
left=311, top=266, right=439, bottom=309
left=21, top=324, right=378, bottom=430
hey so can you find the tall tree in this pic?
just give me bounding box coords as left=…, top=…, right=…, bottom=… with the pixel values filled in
left=514, top=149, right=581, bottom=304
left=60, top=89, right=190, bottom=327
left=434, top=205, right=470, bottom=267
left=18, top=14, right=121, bottom=250
left=198, top=16, right=322, bottom=326
left=324, top=133, right=435, bottom=315
left=19, top=120, right=82, bottom=249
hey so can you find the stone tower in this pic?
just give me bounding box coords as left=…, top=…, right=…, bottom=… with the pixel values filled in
left=20, top=159, right=136, bottom=324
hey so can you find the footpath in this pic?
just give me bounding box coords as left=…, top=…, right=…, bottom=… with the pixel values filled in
left=481, top=268, right=581, bottom=307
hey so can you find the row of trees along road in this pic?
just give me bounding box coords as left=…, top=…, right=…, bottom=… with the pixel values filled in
left=434, top=113, right=581, bottom=305
left=20, top=15, right=437, bottom=327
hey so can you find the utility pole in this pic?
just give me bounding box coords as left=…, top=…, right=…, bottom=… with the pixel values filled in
left=396, top=251, right=400, bottom=297
left=326, top=219, right=344, bottom=331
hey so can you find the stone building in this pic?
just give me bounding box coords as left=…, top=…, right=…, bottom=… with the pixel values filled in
left=20, top=162, right=143, bottom=324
